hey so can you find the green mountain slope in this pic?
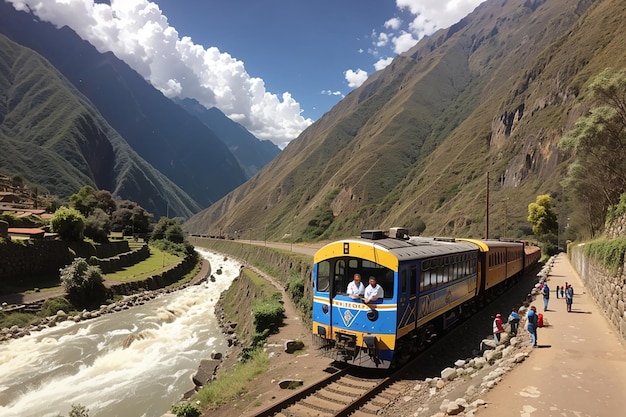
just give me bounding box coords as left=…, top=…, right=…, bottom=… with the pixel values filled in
left=184, top=0, right=626, bottom=240
left=0, top=34, right=201, bottom=218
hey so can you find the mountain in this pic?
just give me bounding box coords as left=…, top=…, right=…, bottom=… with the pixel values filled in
left=175, top=98, right=280, bottom=178
left=0, top=1, right=247, bottom=211
left=183, top=0, right=626, bottom=240
left=0, top=34, right=201, bottom=218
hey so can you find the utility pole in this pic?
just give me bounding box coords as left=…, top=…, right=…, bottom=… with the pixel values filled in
left=485, top=171, right=490, bottom=239
left=503, top=198, right=508, bottom=238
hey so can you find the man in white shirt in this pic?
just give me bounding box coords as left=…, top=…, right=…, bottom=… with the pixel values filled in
left=363, top=276, right=384, bottom=303
left=346, top=273, right=365, bottom=299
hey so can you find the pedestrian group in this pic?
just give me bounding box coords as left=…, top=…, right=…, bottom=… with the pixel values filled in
left=492, top=278, right=575, bottom=348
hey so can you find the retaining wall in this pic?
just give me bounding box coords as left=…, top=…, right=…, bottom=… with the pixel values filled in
left=570, top=245, right=626, bottom=341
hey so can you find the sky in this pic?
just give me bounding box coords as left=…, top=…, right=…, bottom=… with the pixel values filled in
left=6, top=0, right=486, bottom=148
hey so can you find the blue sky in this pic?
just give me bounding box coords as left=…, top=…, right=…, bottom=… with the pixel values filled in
left=6, top=0, right=486, bottom=148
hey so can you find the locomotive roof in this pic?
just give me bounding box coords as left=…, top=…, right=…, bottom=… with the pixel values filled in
left=332, top=236, right=479, bottom=262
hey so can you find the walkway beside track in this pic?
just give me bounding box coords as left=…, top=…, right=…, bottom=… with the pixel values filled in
left=476, top=252, right=626, bottom=417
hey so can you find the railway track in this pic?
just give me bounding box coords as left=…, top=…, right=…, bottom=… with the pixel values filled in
left=249, top=365, right=406, bottom=417
left=247, top=265, right=542, bottom=417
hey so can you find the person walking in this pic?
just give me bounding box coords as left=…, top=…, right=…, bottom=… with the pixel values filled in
left=527, top=306, right=538, bottom=347
left=565, top=284, right=574, bottom=312
left=542, top=283, right=550, bottom=311
left=556, top=285, right=560, bottom=299
left=508, top=308, right=520, bottom=336
left=493, top=313, right=505, bottom=344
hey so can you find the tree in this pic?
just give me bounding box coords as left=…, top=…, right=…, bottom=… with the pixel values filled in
left=152, top=217, right=183, bottom=242
left=84, top=208, right=112, bottom=243
left=94, top=190, right=117, bottom=215
left=60, top=258, right=107, bottom=310
left=527, top=194, right=558, bottom=240
left=560, top=68, right=626, bottom=236
left=111, top=200, right=153, bottom=235
left=55, top=403, right=90, bottom=417
left=69, top=186, right=98, bottom=217
left=51, top=207, right=85, bottom=241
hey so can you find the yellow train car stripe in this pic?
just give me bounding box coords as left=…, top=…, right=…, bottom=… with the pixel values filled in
left=456, top=238, right=488, bottom=252
left=316, top=326, right=397, bottom=350
left=314, top=240, right=399, bottom=271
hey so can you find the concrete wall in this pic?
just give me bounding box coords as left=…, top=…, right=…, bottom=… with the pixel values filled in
left=570, top=245, right=626, bottom=341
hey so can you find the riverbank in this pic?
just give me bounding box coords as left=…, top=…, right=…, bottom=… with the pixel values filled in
left=0, top=258, right=209, bottom=342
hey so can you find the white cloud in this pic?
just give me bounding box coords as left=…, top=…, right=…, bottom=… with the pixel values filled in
left=384, top=17, right=402, bottom=30
left=344, top=69, right=369, bottom=88
left=6, top=0, right=312, bottom=147
left=357, top=0, right=485, bottom=85
left=391, top=30, right=420, bottom=54
left=374, top=57, right=394, bottom=71
left=396, top=0, right=484, bottom=36
left=321, top=90, right=344, bottom=97
left=375, top=31, right=390, bottom=48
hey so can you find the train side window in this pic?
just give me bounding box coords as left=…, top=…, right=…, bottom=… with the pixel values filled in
left=421, top=261, right=429, bottom=291
left=401, top=269, right=407, bottom=293
left=410, top=265, right=417, bottom=295
left=382, top=270, right=395, bottom=299
left=317, top=261, right=330, bottom=292
left=437, top=264, right=444, bottom=285
left=333, top=260, right=345, bottom=296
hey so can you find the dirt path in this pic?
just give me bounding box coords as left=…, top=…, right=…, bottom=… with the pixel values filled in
left=202, top=262, right=334, bottom=417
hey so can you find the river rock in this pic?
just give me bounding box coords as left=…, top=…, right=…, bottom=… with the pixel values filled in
left=278, top=379, right=304, bottom=389
left=284, top=339, right=305, bottom=353
left=192, top=359, right=221, bottom=386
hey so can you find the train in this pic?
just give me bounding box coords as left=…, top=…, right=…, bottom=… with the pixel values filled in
left=311, top=227, right=541, bottom=368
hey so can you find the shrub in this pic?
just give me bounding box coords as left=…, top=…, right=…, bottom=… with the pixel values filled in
left=39, top=297, right=75, bottom=318
left=60, top=258, right=108, bottom=310
left=51, top=207, right=85, bottom=241
left=170, top=403, right=200, bottom=417
left=286, top=274, right=305, bottom=305
left=0, top=311, right=35, bottom=329
left=55, top=403, right=89, bottom=417
left=252, top=298, right=284, bottom=335
left=84, top=208, right=111, bottom=243
left=584, top=238, right=626, bottom=273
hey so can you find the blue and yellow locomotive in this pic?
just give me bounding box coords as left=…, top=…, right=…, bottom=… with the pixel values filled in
left=311, top=228, right=540, bottom=368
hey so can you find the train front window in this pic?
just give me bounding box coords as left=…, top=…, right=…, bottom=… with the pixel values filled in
left=316, top=261, right=330, bottom=292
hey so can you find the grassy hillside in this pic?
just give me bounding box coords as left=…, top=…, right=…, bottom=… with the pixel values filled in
left=0, top=34, right=201, bottom=218
left=184, top=0, right=626, bottom=242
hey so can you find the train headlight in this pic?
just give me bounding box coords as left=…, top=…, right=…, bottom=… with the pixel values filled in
left=322, top=305, right=329, bottom=314
left=366, top=309, right=378, bottom=321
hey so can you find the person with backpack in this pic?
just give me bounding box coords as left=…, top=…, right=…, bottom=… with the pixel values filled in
left=527, top=305, right=539, bottom=347
left=493, top=313, right=505, bottom=344
left=542, top=283, right=550, bottom=311
left=508, top=307, right=520, bottom=336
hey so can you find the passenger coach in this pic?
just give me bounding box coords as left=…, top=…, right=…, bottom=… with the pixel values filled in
left=312, top=228, right=539, bottom=369
left=312, top=228, right=482, bottom=368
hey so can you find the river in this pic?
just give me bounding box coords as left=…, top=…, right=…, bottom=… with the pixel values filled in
left=0, top=248, right=240, bottom=417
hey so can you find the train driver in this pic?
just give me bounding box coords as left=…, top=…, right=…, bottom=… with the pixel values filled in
left=347, top=273, right=365, bottom=299
left=363, top=276, right=384, bottom=303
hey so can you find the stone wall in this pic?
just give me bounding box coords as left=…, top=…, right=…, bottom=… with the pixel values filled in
left=570, top=245, right=626, bottom=341
left=91, top=244, right=150, bottom=273
left=107, top=254, right=198, bottom=296
left=0, top=239, right=73, bottom=278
